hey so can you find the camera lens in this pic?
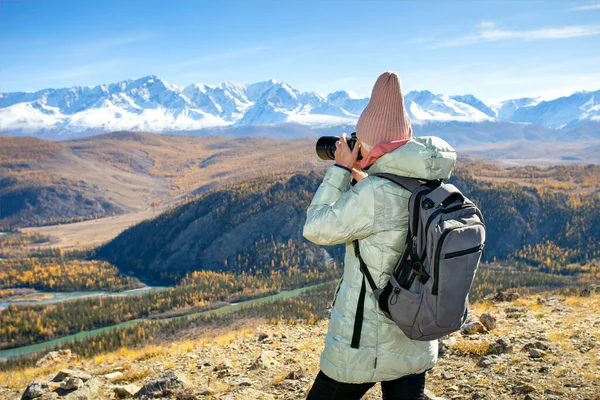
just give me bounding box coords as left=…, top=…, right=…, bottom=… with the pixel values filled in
left=316, top=136, right=339, bottom=160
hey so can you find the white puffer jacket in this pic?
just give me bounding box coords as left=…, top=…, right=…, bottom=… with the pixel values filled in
left=303, top=136, right=457, bottom=383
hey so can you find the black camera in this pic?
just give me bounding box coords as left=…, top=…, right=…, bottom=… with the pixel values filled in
left=315, top=132, right=362, bottom=161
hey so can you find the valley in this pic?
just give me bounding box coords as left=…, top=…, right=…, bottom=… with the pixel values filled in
left=0, top=132, right=326, bottom=233
left=0, top=131, right=598, bottom=400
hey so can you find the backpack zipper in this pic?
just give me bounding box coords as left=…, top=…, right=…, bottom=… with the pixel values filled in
left=444, top=244, right=484, bottom=259
left=432, top=222, right=484, bottom=295
left=423, top=204, right=474, bottom=237
left=410, top=189, right=434, bottom=256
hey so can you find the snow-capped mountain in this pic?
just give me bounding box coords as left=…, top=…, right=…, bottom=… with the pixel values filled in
left=505, top=91, right=600, bottom=129
left=0, top=75, right=598, bottom=138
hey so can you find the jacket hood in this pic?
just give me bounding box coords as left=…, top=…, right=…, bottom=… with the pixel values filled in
left=366, top=136, right=456, bottom=180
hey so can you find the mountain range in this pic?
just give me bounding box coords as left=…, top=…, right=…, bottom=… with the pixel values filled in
left=1, top=75, right=599, bottom=139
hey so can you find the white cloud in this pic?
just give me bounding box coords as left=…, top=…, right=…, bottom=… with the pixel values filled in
left=431, top=22, right=600, bottom=48
left=570, top=1, right=600, bottom=11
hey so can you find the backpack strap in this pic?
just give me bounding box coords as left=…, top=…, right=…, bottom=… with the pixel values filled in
left=371, top=173, right=433, bottom=285
left=351, top=240, right=379, bottom=349
left=370, top=173, right=423, bottom=192
left=426, top=184, right=464, bottom=207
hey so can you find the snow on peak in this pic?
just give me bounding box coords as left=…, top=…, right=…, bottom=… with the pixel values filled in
left=1, top=76, right=598, bottom=137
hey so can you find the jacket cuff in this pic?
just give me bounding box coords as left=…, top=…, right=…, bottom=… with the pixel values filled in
left=333, top=164, right=351, bottom=172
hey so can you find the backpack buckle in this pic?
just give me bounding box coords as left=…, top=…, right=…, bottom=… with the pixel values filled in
left=411, top=261, right=430, bottom=284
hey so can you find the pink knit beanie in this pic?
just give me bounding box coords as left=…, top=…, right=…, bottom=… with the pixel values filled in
left=356, top=71, right=412, bottom=147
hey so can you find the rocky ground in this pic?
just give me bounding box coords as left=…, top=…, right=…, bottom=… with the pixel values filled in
left=1, top=291, right=599, bottom=400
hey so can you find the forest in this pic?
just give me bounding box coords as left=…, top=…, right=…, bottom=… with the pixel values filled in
left=0, top=258, right=142, bottom=292
left=0, top=267, right=339, bottom=350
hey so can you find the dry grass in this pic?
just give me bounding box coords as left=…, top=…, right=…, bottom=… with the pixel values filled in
left=452, top=339, right=490, bottom=356
left=0, top=360, right=70, bottom=389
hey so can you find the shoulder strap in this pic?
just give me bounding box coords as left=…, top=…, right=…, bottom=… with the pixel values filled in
left=370, top=173, right=423, bottom=192
left=351, top=240, right=377, bottom=349
left=353, top=240, right=377, bottom=291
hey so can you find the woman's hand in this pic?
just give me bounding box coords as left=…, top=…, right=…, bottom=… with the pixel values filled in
left=335, top=134, right=361, bottom=170
left=352, top=161, right=368, bottom=182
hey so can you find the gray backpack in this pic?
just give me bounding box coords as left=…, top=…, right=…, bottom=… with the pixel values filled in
left=350, top=173, right=485, bottom=347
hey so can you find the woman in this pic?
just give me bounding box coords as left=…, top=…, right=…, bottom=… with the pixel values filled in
left=303, top=72, right=457, bottom=399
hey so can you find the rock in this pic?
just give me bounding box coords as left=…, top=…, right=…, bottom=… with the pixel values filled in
left=522, top=341, right=548, bottom=352
left=507, top=292, right=520, bottom=301
left=439, top=335, right=457, bottom=357
left=213, top=361, right=232, bottom=371
left=528, top=348, right=546, bottom=358
left=59, top=349, right=72, bottom=357
left=257, top=333, right=269, bottom=342
left=35, top=352, right=60, bottom=368
left=198, top=387, right=216, bottom=396
left=59, top=377, right=83, bottom=391
left=249, top=351, right=280, bottom=370
left=214, top=388, right=274, bottom=400
left=443, top=371, right=455, bottom=380
left=479, top=313, right=497, bottom=331
left=494, top=291, right=508, bottom=302
left=230, top=377, right=252, bottom=387
left=22, top=383, right=45, bottom=400
left=513, top=383, right=537, bottom=394
left=461, top=321, right=487, bottom=335
left=534, top=341, right=549, bottom=350
left=35, top=350, right=73, bottom=367
left=424, top=389, right=449, bottom=400
left=52, top=370, right=92, bottom=383
left=283, top=369, right=304, bottom=380
left=214, top=361, right=231, bottom=378
left=104, top=371, right=124, bottom=380
left=113, top=384, right=141, bottom=399
left=59, top=376, right=102, bottom=400
left=580, top=284, right=598, bottom=297
left=274, top=379, right=299, bottom=390
left=39, top=393, right=58, bottom=400
left=134, top=371, right=190, bottom=398
left=477, top=355, right=506, bottom=368
left=216, top=370, right=230, bottom=379
left=488, top=338, right=513, bottom=355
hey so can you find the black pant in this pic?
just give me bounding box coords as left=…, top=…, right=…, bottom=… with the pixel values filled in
left=306, top=370, right=426, bottom=400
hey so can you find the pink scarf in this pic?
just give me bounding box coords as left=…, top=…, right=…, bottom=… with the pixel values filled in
left=361, top=139, right=411, bottom=170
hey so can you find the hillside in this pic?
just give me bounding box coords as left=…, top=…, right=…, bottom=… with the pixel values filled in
left=1, top=290, right=598, bottom=399
left=0, top=132, right=326, bottom=230
left=3, top=130, right=599, bottom=237
left=97, top=173, right=342, bottom=283
left=97, top=167, right=600, bottom=283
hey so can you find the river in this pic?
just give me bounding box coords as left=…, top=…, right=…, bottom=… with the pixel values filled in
left=0, top=286, right=168, bottom=310
left=0, top=281, right=332, bottom=359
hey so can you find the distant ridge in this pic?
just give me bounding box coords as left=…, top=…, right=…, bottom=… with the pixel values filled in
left=1, top=75, right=598, bottom=138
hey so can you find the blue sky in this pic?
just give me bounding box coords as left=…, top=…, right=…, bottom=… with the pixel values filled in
left=1, top=0, right=599, bottom=102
